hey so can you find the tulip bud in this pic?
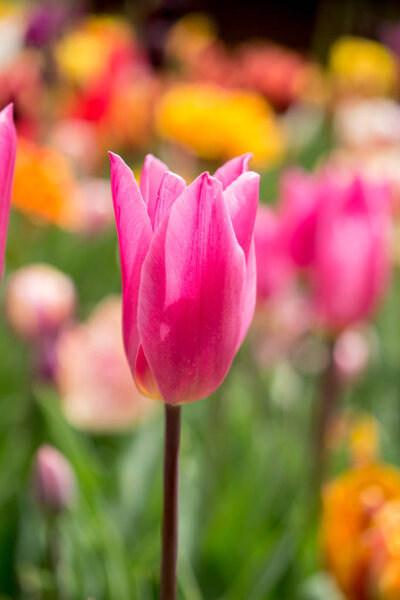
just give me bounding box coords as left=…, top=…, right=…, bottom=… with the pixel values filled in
left=32, top=445, right=76, bottom=515
left=110, top=152, right=259, bottom=404
left=4, top=263, right=76, bottom=341
left=333, top=327, right=375, bottom=383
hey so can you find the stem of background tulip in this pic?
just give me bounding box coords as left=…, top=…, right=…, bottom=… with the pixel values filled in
left=160, top=404, right=181, bottom=600
left=312, top=339, right=340, bottom=488
left=45, top=515, right=63, bottom=600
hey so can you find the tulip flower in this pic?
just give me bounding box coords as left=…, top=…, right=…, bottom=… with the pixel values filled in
left=5, top=263, right=76, bottom=341
left=322, top=463, right=400, bottom=600
left=110, top=151, right=259, bottom=600
left=0, top=103, right=17, bottom=280
left=110, top=151, right=259, bottom=405
left=33, top=445, right=76, bottom=515
left=313, top=176, right=390, bottom=330
left=280, top=169, right=391, bottom=330
left=32, top=444, right=76, bottom=599
left=5, top=263, right=76, bottom=380
left=281, top=169, right=391, bottom=486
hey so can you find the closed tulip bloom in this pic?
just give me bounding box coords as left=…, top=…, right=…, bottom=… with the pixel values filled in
left=0, top=103, right=17, bottom=279
left=5, top=263, right=76, bottom=340
left=110, top=152, right=259, bottom=404
left=33, top=445, right=76, bottom=515
left=314, top=177, right=390, bottom=330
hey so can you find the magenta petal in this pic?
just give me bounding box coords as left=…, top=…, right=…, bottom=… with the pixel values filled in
left=137, top=173, right=246, bottom=404
left=134, top=345, right=162, bottom=400
left=237, top=237, right=256, bottom=348
left=224, top=171, right=259, bottom=258
left=214, top=153, right=252, bottom=189
left=109, top=152, right=153, bottom=368
left=0, top=104, right=16, bottom=280
left=153, top=171, right=185, bottom=230
left=139, top=153, right=169, bottom=228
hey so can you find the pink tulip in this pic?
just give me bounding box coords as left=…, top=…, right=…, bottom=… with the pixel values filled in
left=313, top=176, right=390, bottom=329
left=280, top=169, right=319, bottom=268
left=254, top=204, right=293, bottom=301
left=0, top=103, right=17, bottom=279
left=110, top=152, right=259, bottom=404
left=33, top=445, right=76, bottom=515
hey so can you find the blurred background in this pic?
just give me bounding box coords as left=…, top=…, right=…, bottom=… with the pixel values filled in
left=4, top=0, right=400, bottom=599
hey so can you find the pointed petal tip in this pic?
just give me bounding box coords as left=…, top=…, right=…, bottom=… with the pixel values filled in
left=159, top=170, right=186, bottom=196
left=0, top=103, right=14, bottom=124
left=242, top=152, right=253, bottom=167
left=109, top=152, right=134, bottom=180
left=200, top=171, right=220, bottom=186
left=108, top=151, right=123, bottom=165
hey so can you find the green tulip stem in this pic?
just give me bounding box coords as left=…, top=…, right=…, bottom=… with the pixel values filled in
left=160, top=404, right=181, bottom=600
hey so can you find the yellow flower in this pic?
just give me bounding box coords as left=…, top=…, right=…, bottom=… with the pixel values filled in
left=156, top=83, right=285, bottom=166
left=329, top=36, right=398, bottom=97
left=321, top=463, right=400, bottom=599
left=55, top=15, right=133, bottom=85
left=165, top=12, right=217, bottom=65
left=13, top=137, right=77, bottom=228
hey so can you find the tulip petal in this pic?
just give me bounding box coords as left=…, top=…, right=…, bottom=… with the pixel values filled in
left=152, top=171, right=185, bottom=231
left=134, top=345, right=162, bottom=400
left=109, top=152, right=153, bottom=368
left=224, top=171, right=259, bottom=258
left=139, top=154, right=169, bottom=228
left=237, top=237, right=256, bottom=347
left=0, top=104, right=16, bottom=279
left=214, top=153, right=252, bottom=189
left=138, top=173, right=246, bottom=404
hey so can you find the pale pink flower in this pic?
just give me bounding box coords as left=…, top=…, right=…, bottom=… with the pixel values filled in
left=5, top=263, right=76, bottom=340
left=56, top=296, right=154, bottom=432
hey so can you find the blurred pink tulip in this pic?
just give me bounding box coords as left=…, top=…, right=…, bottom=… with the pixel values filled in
left=279, top=167, right=391, bottom=330
left=313, top=176, right=390, bottom=329
left=0, top=103, right=16, bottom=279
left=56, top=296, right=155, bottom=433
left=280, top=169, right=319, bottom=268
left=254, top=204, right=293, bottom=301
left=33, top=445, right=76, bottom=515
left=110, top=152, right=259, bottom=404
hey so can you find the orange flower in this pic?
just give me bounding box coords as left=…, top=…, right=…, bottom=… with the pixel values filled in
left=322, top=463, right=400, bottom=599
left=12, top=137, right=78, bottom=228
